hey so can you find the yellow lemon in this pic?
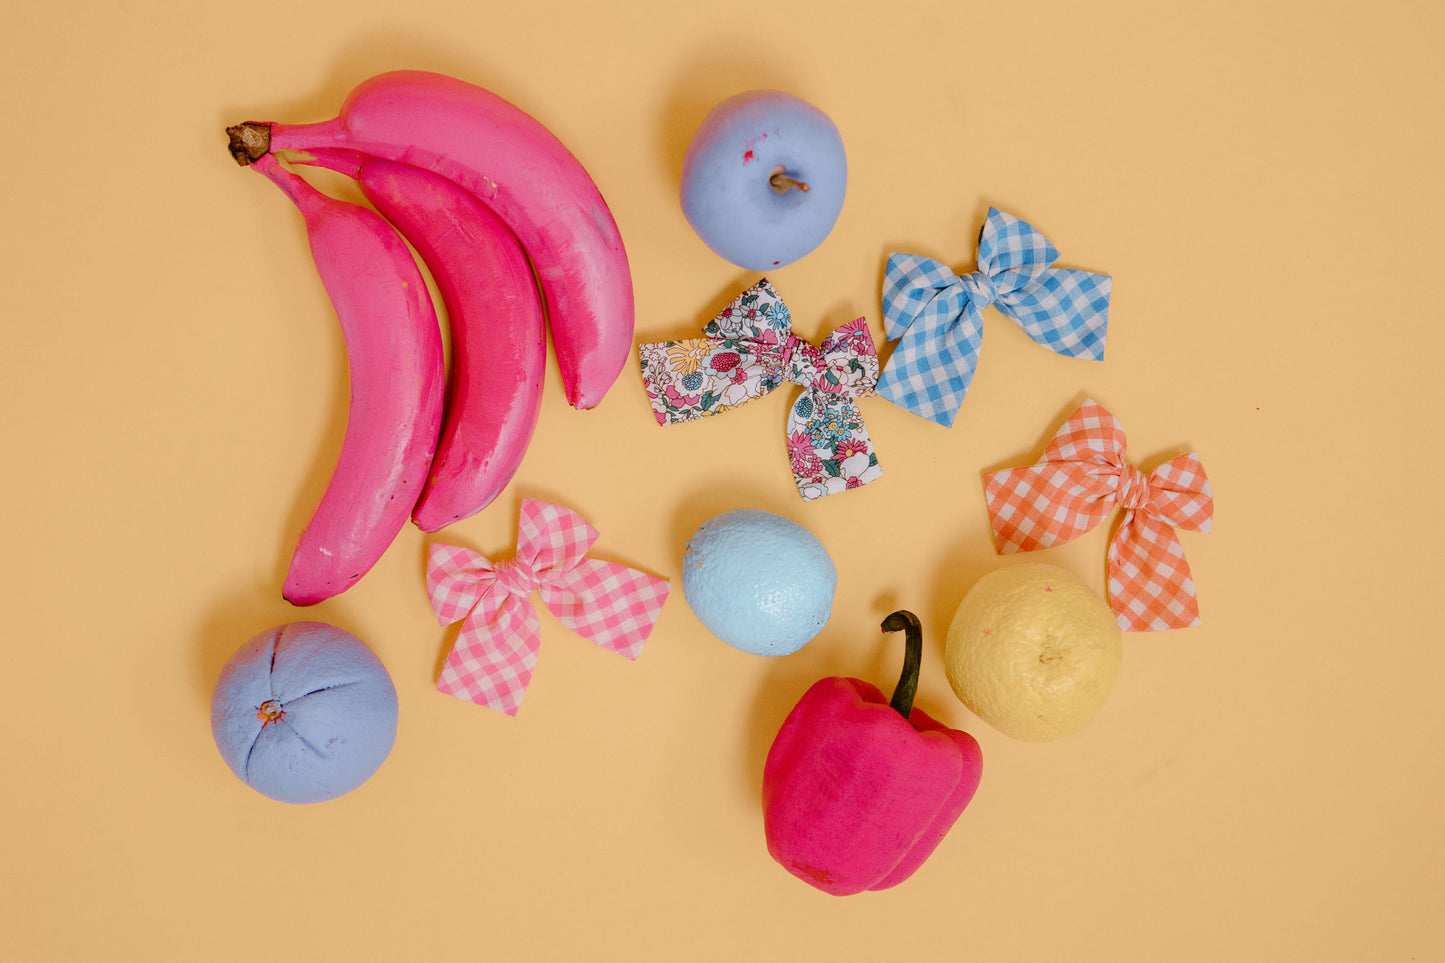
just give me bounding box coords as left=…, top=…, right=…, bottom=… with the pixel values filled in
left=944, top=563, right=1121, bottom=741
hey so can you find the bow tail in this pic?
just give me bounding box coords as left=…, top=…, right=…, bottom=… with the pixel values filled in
left=437, top=595, right=542, bottom=715
left=1107, top=512, right=1201, bottom=631
left=875, top=302, right=984, bottom=427
left=539, top=559, right=670, bottom=660
left=785, top=390, right=883, bottom=501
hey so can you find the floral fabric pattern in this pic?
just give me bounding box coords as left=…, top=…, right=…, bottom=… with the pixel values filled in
left=639, top=278, right=883, bottom=501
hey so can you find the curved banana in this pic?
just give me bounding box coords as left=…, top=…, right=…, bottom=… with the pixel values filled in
left=248, top=153, right=445, bottom=605
left=294, top=148, right=546, bottom=532
left=229, top=70, right=632, bottom=410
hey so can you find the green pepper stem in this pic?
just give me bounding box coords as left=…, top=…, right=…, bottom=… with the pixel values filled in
left=882, top=610, right=923, bottom=720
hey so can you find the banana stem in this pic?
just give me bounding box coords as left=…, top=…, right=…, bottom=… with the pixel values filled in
left=768, top=165, right=810, bottom=194
left=226, top=123, right=273, bottom=166
left=882, top=610, right=924, bottom=721
left=248, top=153, right=326, bottom=218
left=284, top=147, right=367, bottom=179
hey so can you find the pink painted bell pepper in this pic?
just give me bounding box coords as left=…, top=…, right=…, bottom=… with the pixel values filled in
left=762, top=611, right=983, bottom=895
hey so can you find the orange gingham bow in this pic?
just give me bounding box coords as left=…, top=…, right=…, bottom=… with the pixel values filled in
left=982, top=399, right=1213, bottom=631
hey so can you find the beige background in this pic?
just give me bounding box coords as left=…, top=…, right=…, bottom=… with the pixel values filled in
left=3, top=1, right=1441, bottom=960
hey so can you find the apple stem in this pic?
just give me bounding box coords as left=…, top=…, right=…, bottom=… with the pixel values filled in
left=769, top=165, right=810, bottom=194
left=882, top=610, right=923, bottom=721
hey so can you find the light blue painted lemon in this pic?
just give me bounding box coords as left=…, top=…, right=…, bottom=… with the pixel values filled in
left=682, top=509, right=837, bottom=656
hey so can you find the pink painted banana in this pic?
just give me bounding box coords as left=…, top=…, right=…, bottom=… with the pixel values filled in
left=294, top=148, right=546, bottom=531
left=248, top=153, right=445, bottom=605
left=228, top=70, right=632, bottom=410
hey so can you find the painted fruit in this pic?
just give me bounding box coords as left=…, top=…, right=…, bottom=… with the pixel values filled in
left=944, top=564, right=1121, bottom=741
left=211, top=622, right=399, bottom=803
left=763, top=612, right=984, bottom=895
left=680, top=90, right=847, bottom=271
left=681, top=508, right=836, bottom=656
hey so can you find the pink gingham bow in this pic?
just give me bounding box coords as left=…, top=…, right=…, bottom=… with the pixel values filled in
left=426, top=498, right=671, bottom=715
left=982, top=400, right=1213, bottom=631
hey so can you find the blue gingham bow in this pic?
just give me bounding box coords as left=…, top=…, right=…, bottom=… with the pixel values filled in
left=876, top=207, right=1112, bottom=426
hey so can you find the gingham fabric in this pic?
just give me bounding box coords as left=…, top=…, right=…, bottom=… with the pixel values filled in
left=982, top=399, right=1213, bottom=631
left=877, top=208, right=1111, bottom=426
left=638, top=278, right=883, bottom=501
left=426, top=498, right=671, bottom=714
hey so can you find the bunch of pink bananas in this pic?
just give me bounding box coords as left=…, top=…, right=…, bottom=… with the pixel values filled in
left=227, top=71, right=633, bottom=606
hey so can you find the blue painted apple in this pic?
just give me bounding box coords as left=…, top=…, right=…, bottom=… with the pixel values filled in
left=680, top=90, right=847, bottom=271
left=211, top=621, right=398, bottom=804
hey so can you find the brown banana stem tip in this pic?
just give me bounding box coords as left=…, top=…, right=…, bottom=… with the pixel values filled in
left=226, top=123, right=273, bottom=166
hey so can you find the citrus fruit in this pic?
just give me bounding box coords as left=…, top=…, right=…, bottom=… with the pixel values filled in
left=681, top=508, right=836, bottom=656
left=944, top=563, right=1121, bottom=741
left=211, top=622, right=399, bottom=803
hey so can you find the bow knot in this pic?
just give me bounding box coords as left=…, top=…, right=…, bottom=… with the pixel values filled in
left=1116, top=462, right=1151, bottom=512
left=956, top=269, right=1000, bottom=308
left=640, top=278, right=883, bottom=501
left=982, top=400, right=1213, bottom=632
left=493, top=555, right=538, bottom=598
left=784, top=334, right=825, bottom=389
left=426, top=499, right=670, bottom=715
left=877, top=207, right=1111, bottom=426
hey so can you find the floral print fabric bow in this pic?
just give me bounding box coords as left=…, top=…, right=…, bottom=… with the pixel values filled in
left=982, top=399, right=1213, bottom=631
left=426, top=498, right=671, bottom=715
left=877, top=207, right=1111, bottom=427
left=639, top=278, right=883, bottom=501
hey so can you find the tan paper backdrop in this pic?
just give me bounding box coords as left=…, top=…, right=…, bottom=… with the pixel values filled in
left=3, top=1, right=1441, bottom=959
